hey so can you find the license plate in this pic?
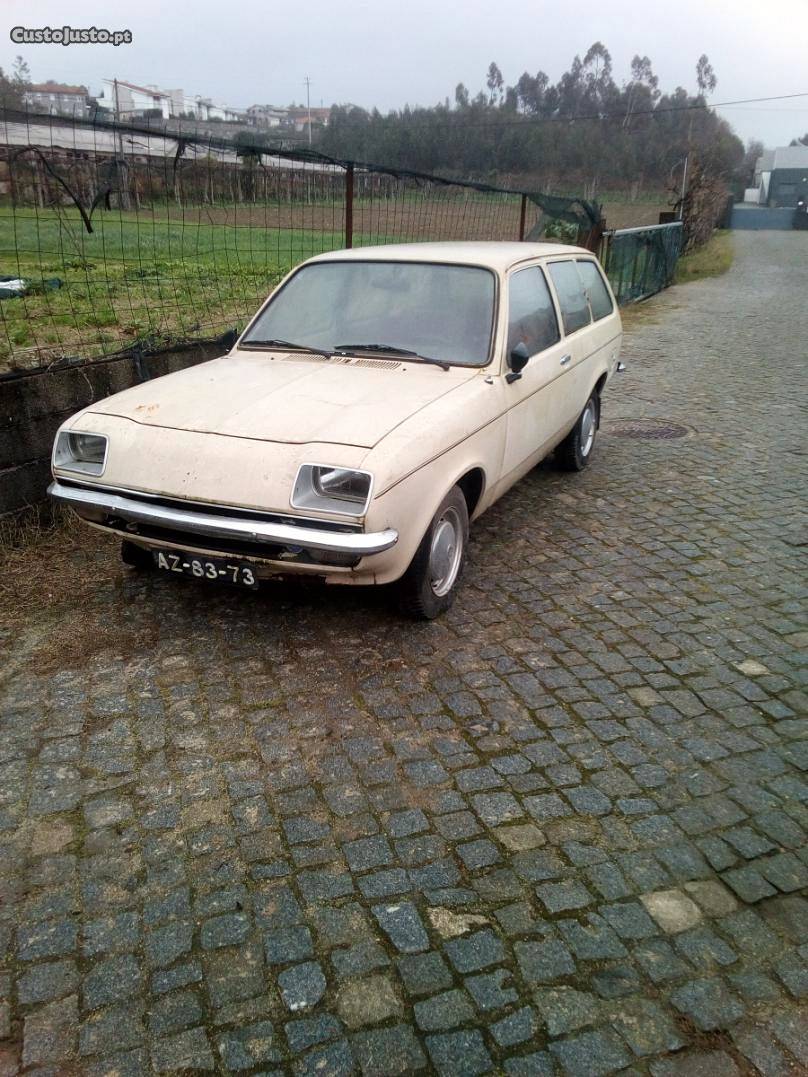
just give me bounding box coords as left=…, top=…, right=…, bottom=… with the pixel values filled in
left=153, top=549, right=258, bottom=588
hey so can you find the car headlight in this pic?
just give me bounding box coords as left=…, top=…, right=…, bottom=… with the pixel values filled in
left=291, top=464, right=372, bottom=517
left=53, top=430, right=108, bottom=476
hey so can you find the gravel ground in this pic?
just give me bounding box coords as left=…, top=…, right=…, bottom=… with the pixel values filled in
left=0, top=230, right=806, bottom=1075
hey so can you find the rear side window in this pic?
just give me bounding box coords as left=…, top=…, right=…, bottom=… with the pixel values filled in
left=577, top=260, right=614, bottom=321
left=507, top=267, right=560, bottom=356
left=548, top=261, right=591, bottom=335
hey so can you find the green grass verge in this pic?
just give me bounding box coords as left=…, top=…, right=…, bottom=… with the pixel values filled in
left=674, top=231, right=734, bottom=285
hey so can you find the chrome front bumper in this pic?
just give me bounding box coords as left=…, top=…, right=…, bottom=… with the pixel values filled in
left=48, top=480, right=398, bottom=556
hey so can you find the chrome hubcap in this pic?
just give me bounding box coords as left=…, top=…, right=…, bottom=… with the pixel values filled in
left=580, top=400, right=596, bottom=457
left=429, top=507, right=463, bottom=597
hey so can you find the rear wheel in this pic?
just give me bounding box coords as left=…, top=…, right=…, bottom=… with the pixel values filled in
left=397, top=486, right=469, bottom=619
left=556, top=392, right=599, bottom=471
left=121, top=539, right=153, bottom=570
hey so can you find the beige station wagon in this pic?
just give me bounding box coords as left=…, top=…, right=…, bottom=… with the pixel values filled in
left=50, top=242, right=623, bottom=617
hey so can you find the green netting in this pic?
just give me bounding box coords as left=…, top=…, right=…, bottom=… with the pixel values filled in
left=604, top=222, right=683, bottom=304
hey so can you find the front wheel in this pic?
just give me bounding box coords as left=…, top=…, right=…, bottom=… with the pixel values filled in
left=397, top=486, right=469, bottom=619
left=556, top=392, right=599, bottom=471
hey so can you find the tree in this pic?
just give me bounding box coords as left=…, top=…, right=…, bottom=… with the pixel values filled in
left=623, top=55, right=659, bottom=127
left=696, top=55, right=717, bottom=96
left=790, top=132, right=808, bottom=146
left=486, top=63, right=504, bottom=106
left=740, top=139, right=764, bottom=185
left=0, top=68, right=25, bottom=108
left=454, top=83, right=469, bottom=109
left=12, top=55, right=31, bottom=85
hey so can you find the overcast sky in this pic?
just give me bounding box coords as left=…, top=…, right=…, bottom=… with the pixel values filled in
left=3, top=0, right=807, bottom=149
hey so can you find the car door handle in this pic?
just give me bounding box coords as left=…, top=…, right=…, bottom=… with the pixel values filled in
left=559, top=354, right=572, bottom=366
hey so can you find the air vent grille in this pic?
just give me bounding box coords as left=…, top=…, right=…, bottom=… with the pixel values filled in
left=350, top=358, right=401, bottom=369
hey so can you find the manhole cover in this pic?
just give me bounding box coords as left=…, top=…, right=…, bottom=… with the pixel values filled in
left=605, top=418, right=691, bottom=440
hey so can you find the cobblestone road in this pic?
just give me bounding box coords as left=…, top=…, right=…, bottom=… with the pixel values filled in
left=1, top=231, right=806, bottom=1076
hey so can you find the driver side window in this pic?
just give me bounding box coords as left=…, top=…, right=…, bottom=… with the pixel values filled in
left=507, top=267, right=560, bottom=357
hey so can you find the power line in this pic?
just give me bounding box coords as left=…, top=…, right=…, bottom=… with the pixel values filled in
left=324, top=91, right=808, bottom=131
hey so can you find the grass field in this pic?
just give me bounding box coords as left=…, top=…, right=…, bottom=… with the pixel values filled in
left=0, top=206, right=350, bottom=370
left=0, top=194, right=669, bottom=371
left=674, top=231, right=734, bottom=285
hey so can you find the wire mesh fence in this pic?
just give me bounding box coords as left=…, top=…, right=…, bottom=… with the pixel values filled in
left=602, top=221, right=683, bottom=304
left=0, top=108, right=676, bottom=374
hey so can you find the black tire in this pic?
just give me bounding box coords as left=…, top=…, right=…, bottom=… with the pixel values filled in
left=556, top=392, right=599, bottom=472
left=121, top=539, right=153, bottom=570
left=397, top=486, right=469, bottom=620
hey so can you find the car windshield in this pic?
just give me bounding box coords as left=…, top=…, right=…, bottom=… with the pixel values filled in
left=240, top=261, right=496, bottom=367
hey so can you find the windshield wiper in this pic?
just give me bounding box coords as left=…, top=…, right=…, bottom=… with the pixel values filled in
left=335, top=343, right=449, bottom=371
left=240, top=337, right=335, bottom=358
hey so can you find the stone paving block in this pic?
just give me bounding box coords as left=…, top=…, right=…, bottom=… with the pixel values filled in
left=147, top=989, right=203, bottom=1037
left=503, top=1051, right=554, bottom=1076
left=426, top=1029, right=493, bottom=1076
left=443, top=929, right=505, bottom=973
left=591, top=964, right=642, bottom=999
left=534, top=986, right=599, bottom=1036
left=490, top=1005, right=537, bottom=1047
left=352, top=1024, right=427, bottom=1075
left=669, top=977, right=745, bottom=1031
left=674, top=926, right=737, bottom=969
left=396, top=951, right=454, bottom=997
left=457, top=839, right=502, bottom=870
left=611, top=998, right=685, bottom=1057
left=721, top=865, right=777, bottom=903
left=773, top=952, right=808, bottom=999
left=758, top=852, right=808, bottom=893
left=295, top=1038, right=354, bottom=1076
left=640, top=889, right=702, bottom=933
left=82, top=954, right=143, bottom=1010
left=599, top=901, right=658, bottom=940
left=471, top=791, right=524, bottom=825
left=464, top=967, right=518, bottom=1012
left=649, top=1050, right=741, bottom=1076
left=535, top=880, right=593, bottom=914
left=371, top=900, right=429, bottom=953
left=22, top=995, right=78, bottom=1066
left=331, top=940, right=390, bottom=979
left=17, top=958, right=78, bottom=1004
left=557, top=916, right=628, bottom=961
left=768, top=1008, right=808, bottom=1066
left=682, top=880, right=737, bottom=916
left=549, top=1028, right=631, bottom=1076
left=200, top=911, right=250, bottom=949
left=513, top=942, right=574, bottom=994
left=278, top=962, right=327, bottom=1013
left=732, top=1026, right=793, bottom=1077
left=414, top=988, right=475, bottom=1030
left=151, top=1026, right=215, bottom=1072
left=285, top=1013, right=343, bottom=1054
left=264, top=925, right=313, bottom=966
left=337, top=974, right=402, bottom=1028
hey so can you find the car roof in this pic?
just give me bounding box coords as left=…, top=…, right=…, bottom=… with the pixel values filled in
left=307, top=241, right=592, bottom=272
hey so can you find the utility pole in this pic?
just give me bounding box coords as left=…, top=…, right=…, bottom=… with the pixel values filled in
left=679, top=153, right=689, bottom=221
left=304, top=76, right=312, bottom=146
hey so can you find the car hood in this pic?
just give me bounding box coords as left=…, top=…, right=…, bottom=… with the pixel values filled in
left=87, top=351, right=480, bottom=449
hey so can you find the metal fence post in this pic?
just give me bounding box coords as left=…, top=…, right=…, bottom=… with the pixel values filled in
left=518, top=194, right=527, bottom=241
left=345, top=164, right=354, bottom=249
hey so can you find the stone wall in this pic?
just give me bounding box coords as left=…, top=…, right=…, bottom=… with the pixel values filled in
left=0, top=335, right=233, bottom=518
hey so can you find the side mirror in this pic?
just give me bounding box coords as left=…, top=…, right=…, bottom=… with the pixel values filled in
left=506, top=342, right=530, bottom=383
